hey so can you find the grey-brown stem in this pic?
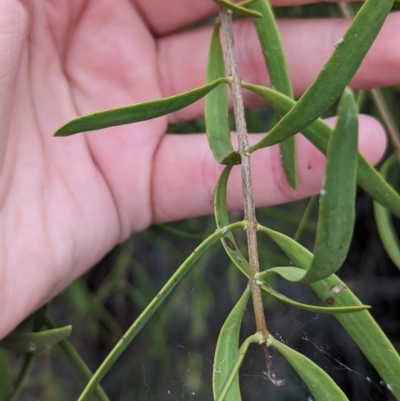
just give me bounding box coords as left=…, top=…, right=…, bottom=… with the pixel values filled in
left=219, top=8, right=269, bottom=340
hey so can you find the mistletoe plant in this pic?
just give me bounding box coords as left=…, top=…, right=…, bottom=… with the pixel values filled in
left=1, top=0, right=400, bottom=400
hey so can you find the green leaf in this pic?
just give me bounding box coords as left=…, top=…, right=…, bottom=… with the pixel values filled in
left=259, top=226, right=400, bottom=400
left=241, top=82, right=400, bottom=218
left=212, top=0, right=262, bottom=18
left=216, top=333, right=262, bottom=401
left=0, top=325, right=72, bottom=353
left=214, top=166, right=250, bottom=277
left=279, top=138, right=297, bottom=188
left=248, top=0, right=292, bottom=99
left=0, top=349, right=13, bottom=401
left=248, top=0, right=297, bottom=188
left=249, top=0, right=394, bottom=151
left=373, top=155, right=400, bottom=270
left=269, top=337, right=349, bottom=401
left=54, top=77, right=231, bottom=136
left=213, top=287, right=250, bottom=401
left=299, top=88, right=358, bottom=283
left=240, top=89, right=358, bottom=284
left=205, top=22, right=241, bottom=165
left=77, top=221, right=246, bottom=401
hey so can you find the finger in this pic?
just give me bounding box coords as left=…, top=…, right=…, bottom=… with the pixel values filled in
left=151, top=115, right=386, bottom=223
left=135, top=0, right=357, bottom=35
left=157, top=12, right=400, bottom=123
left=0, top=0, right=29, bottom=171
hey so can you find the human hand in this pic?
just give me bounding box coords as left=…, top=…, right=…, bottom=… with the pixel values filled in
left=0, top=0, right=398, bottom=338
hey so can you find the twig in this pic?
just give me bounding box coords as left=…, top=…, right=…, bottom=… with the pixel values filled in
left=219, top=7, right=269, bottom=340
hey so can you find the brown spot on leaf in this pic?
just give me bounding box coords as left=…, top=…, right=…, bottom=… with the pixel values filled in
left=224, top=237, right=236, bottom=251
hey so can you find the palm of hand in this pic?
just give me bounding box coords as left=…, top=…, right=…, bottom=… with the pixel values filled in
left=2, top=1, right=167, bottom=332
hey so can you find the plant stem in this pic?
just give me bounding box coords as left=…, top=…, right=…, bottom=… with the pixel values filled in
left=219, top=8, right=269, bottom=340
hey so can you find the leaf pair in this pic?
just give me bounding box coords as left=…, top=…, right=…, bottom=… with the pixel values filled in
left=206, top=0, right=298, bottom=185
left=217, top=89, right=359, bottom=285
left=214, top=161, right=367, bottom=314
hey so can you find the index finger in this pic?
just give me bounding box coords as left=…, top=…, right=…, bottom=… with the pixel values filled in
left=134, top=0, right=361, bottom=35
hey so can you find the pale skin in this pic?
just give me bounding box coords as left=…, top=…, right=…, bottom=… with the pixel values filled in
left=0, top=0, right=399, bottom=339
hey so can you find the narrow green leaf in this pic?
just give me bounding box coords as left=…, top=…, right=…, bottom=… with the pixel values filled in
left=248, top=0, right=297, bottom=188
left=299, top=88, right=358, bottom=283
left=212, top=0, right=262, bottom=18
left=54, top=78, right=231, bottom=136
left=269, top=337, right=349, bottom=401
left=249, top=0, right=292, bottom=98
left=279, top=138, right=297, bottom=188
left=374, top=156, right=400, bottom=270
left=77, top=221, right=246, bottom=401
left=0, top=349, right=13, bottom=401
left=249, top=0, right=394, bottom=151
left=259, top=225, right=400, bottom=400
left=216, top=333, right=262, bottom=401
left=257, top=268, right=369, bottom=314
left=0, top=325, right=72, bottom=353
left=213, top=287, right=250, bottom=401
left=205, top=22, right=241, bottom=165
left=214, top=166, right=250, bottom=277
left=242, top=82, right=400, bottom=218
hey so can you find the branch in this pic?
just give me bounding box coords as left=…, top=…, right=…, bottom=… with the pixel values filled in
left=219, top=7, right=269, bottom=340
